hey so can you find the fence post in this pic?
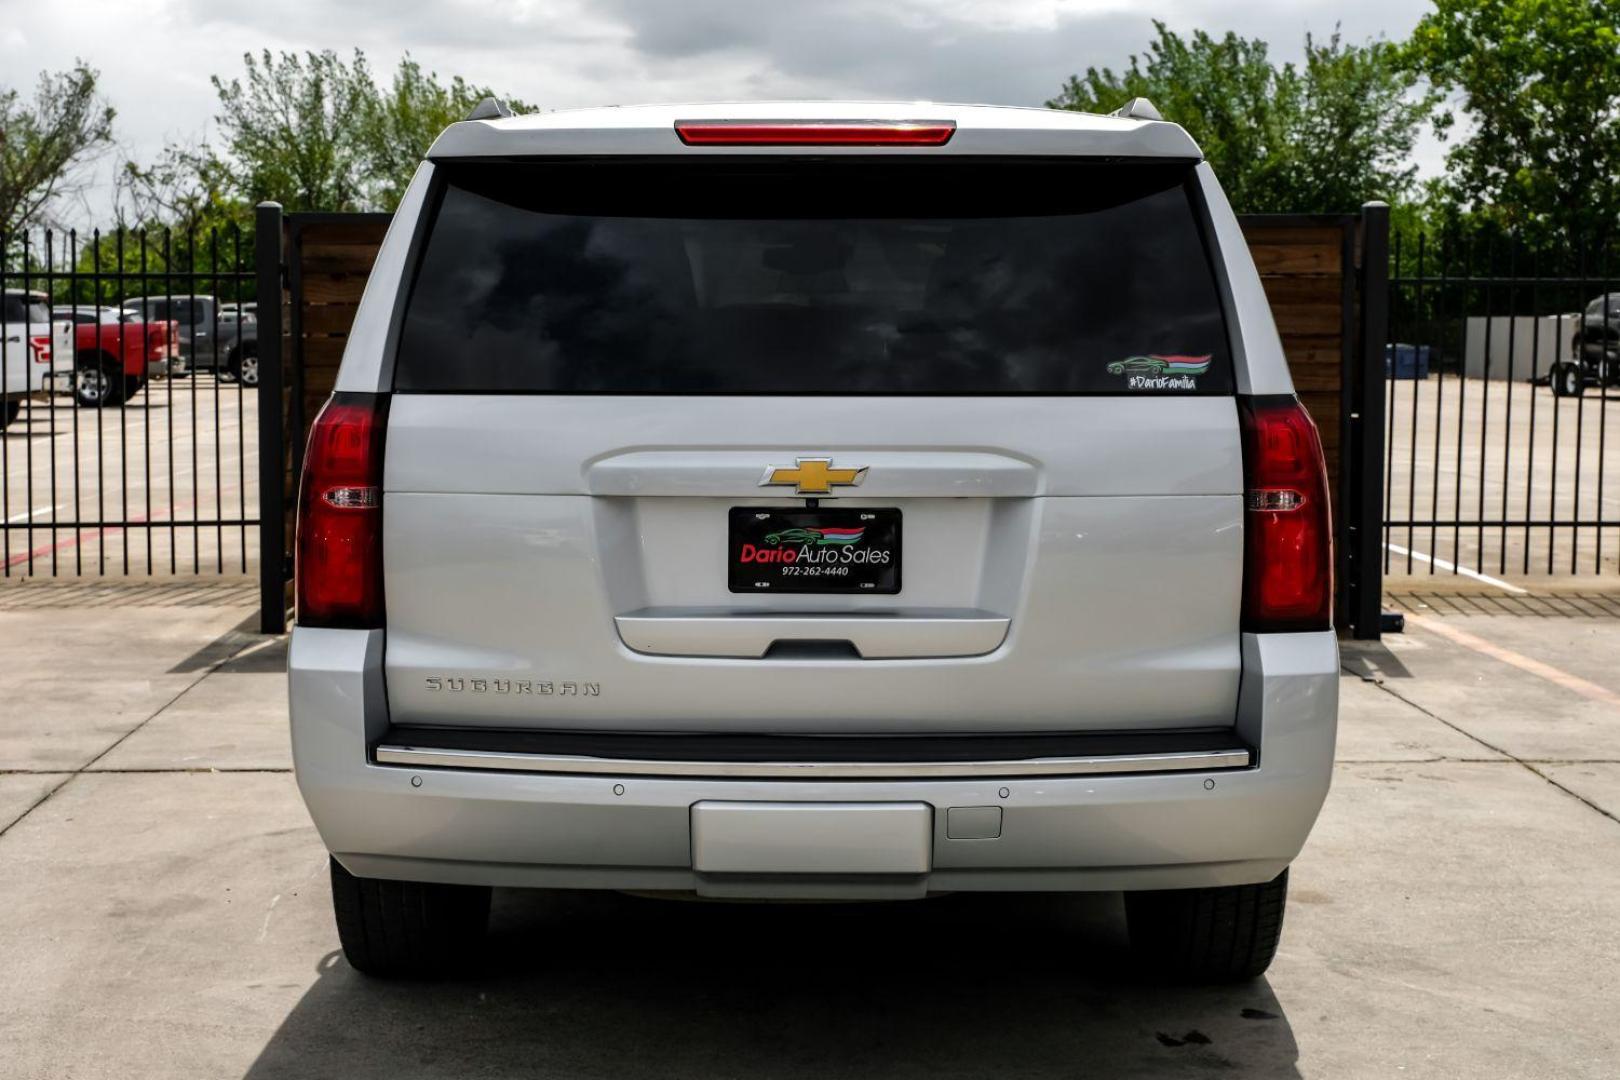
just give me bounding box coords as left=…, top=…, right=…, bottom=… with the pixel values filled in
left=1347, top=201, right=1390, bottom=639
left=255, top=202, right=287, bottom=634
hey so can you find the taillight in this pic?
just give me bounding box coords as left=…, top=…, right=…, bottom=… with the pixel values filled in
left=296, top=393, right=388, bottom=628
left=1238, top=395, right=1333, bottom=633
left=674, top=119, right=956, bottom=146
left=29, top=337, right=51, bottom=364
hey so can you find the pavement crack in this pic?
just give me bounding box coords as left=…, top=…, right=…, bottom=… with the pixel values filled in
left=0, top=634, right=263, bottom=841
left=1360, top=672, right=1620, bottom=828
left=1336, top=757, right=1512, bottom=765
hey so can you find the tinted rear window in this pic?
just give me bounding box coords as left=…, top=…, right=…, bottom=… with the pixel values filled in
left=2, top=297, right=51, bottom=324
left=126, top=300, right=169, bottom=320
left=395, top=160, right=1233, bottom=395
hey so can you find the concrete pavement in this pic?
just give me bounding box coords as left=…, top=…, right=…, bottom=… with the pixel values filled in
left=1, top=375, right=257, bottom=577
left=1384, top=375, right=1620, bottom=580
left=1, top=579, right=1618, bottom=1078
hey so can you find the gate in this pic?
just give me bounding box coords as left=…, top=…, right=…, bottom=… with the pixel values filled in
left=254, top=203, right=1391, bottom=638
left=1383, top=235, right=1620, bottom=582
left=1, top=226, right=258, bottom=578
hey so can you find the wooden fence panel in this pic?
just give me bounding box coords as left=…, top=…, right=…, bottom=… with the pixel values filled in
left=1239, top=217, right=1354, bottom=511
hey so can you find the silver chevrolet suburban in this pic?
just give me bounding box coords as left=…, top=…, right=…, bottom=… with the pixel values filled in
left=288, top=101, right=1338, bottom=982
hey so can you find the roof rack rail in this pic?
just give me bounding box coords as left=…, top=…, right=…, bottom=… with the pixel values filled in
left=464, top=97, right=514, bottom=122
left=1111, top=97, right=1163, bottom=122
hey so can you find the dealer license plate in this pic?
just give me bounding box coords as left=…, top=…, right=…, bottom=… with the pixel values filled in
left=728, top=508, right=901, bottom=594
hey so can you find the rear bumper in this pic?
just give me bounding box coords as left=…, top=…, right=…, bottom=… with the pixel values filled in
left=27, top=361, right=57, bottom=394
left=288, top=628, right=1338, bottom=897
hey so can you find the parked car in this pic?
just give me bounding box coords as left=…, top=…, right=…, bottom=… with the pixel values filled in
left=1, top=291, right=73, bottom=429
left=52, top=305, right=183, bottom=407
left=219, top=301, right=256, bottom=326
left=1551, top=292, right=1620, bottom=397
left=290, top=101, right=1339, bottom=982
left=119, top=295, right=259, bottom=387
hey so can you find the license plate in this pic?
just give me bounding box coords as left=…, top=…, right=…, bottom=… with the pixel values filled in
left=691, top=802, right=932, bottom=873
left=728, top=507, right=901, bottom=594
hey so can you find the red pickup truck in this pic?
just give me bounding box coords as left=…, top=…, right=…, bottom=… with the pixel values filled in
left=52, top=305, right=181, bottom=407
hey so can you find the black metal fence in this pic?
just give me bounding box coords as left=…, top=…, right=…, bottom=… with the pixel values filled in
left=29, top=212, right=1620, bottom=601
left=0, top=226, right=259, bottom=577
left=1384, top=233, right=1620, bottom=579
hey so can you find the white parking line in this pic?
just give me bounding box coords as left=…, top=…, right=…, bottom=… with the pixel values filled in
left=5, top=503, right=62, bottom=524
left=1384, top=541, right=1530, bottom=595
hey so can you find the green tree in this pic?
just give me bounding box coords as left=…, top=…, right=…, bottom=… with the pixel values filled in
left=51, top=223, right=252, bottom=307
left=0, top=62, right=116, bottom=235
left=360, top=56, right=534, bottom=208
left=1047, top=24, right=1436, bottom=213
left=118, top=143, right=248, bottom=237
left=126, top=50, right=534, bottom=221
left=113, top=141, right=255, bottom=294
left=1404, top=0, right=1620, bottom=247
left=210, top=49, right=376, bottom=212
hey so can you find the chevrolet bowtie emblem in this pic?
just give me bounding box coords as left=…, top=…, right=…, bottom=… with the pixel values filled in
left=759, top=457, right=869, bottom=495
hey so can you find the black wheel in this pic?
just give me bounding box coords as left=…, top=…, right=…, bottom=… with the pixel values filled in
left=75, top=356, right=129, bottom=408
left=1551, top=362, right=1585, bottom=398
left=329, top=856, right=491, bottom=978
left=229, top=347, right=260, bottom=387
left=0, top=398, right=19, bottom=430
left=1125, top=868, right=1289, bottom=982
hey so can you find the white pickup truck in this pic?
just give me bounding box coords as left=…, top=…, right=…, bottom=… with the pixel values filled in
left=1, top=291, right=73, bottom=429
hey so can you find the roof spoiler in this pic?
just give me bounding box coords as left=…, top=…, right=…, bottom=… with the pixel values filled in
left=464, top=97, right=514, bottom=122
left=1111, top=97, right=1163, bottom=122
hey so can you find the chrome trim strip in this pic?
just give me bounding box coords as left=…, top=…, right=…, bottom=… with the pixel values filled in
left=372, top=745, right=1251, bottom=779
left=614, top=608, right=1010, bottom=659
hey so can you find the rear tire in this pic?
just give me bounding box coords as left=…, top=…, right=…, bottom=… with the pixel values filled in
left=74, top=356, right=129, bottom=408
left=228, top=347, right=260, bottom=387
left=329, top=856, right=491, bottom=978
left=1125, top=868, right=1289, bottom=982
left=1551, top=361, right=1585, bottom=398
left=0, top=398, right=19, bottom=430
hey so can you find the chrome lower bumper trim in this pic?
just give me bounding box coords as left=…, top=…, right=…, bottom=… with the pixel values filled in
left=372, top=744, right=1252, bottom=779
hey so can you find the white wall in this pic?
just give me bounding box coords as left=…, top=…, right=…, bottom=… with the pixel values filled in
left=1463, top=314, right=1580, bottom=380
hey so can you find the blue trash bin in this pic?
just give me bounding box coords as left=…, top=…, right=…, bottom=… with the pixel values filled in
left=1385, top=343, right=1431, bottom=379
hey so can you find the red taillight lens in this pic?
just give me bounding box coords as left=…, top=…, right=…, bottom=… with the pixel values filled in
left=674, top=120, right=956, bottom=146
left=1239, top=396, right=1333, bottom=633
left=296, top=393, right=387, bottom=628
left=29, top=337, right=52, bottom=364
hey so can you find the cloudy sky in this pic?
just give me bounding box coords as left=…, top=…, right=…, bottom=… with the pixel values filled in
left=3, top=0, right=1438, bottom=221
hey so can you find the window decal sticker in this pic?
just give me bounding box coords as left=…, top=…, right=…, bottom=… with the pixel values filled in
left=1106, top=354, right=1212, bottom=390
